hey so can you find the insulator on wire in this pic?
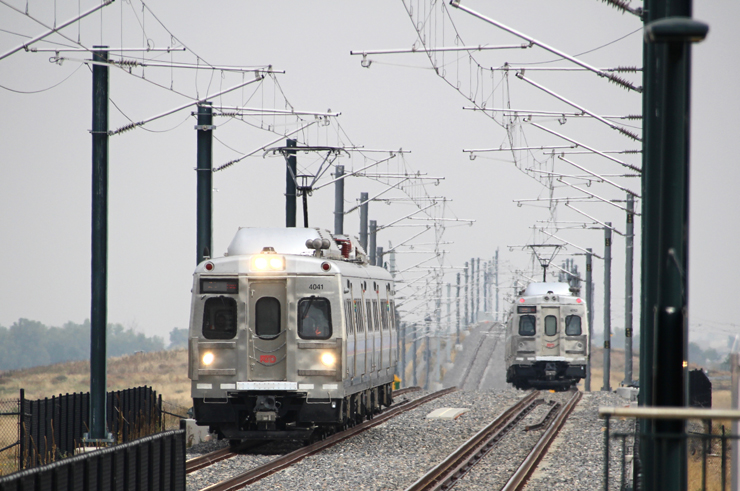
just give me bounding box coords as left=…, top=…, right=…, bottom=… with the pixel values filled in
left=108, top=122, right=139, bottom=136
left=604, top=72, right=642, bottom=93
left=616, top=127, right=642, bottom=142
left=614, top=66, right=640, bottom=73
left=114, top=58, right=139, bottom=68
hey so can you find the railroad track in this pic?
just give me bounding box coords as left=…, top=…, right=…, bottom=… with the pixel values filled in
left=458, top=323, right=499, bottom=389
left=186, top=385, right=422, bottom=475
left=404, top=389, right=582, bottom=491
left=186, top=385, right=428, bottom=485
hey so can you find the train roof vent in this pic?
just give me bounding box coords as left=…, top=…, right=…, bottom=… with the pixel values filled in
left=523, top=282, right=572, bottom=296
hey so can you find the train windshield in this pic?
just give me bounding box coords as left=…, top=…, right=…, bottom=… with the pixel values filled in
left=545, top=315, right=558, bottom=336
left=255, top=297, right=281, bottom=338
left=518, top=315, right=536, bottom=336
left=298, top=297, right=332, bottom=340
left=565, top=315, right=582, bottom=336
left=202, top=297, right=237, bottom=339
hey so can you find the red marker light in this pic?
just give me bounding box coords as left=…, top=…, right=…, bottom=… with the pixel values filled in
left=321, top=262, right=331, bottom=271
left=519, top=298, right=525, bottom=303
left=576, top=298, right=582, bottom=303
left=205, top=262, right=214, bottom=271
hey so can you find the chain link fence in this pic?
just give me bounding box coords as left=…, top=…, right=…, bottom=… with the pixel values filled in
left=0, top=397, right=20, bottom=476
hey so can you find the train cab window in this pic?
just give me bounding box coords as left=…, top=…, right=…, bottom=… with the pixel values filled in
left=255, top=297, right=281, bottom=338
left=545, top=315, right=558, bottom=336
left=565, top=315, right=582, bottom=336
left=202, top=297, right=237, bottom=340
left=519, top=315, right=536, bottom=336
left=298, top=297, right=332, bottom=340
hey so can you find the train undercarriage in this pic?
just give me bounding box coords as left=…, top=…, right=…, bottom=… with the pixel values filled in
left=507, top=361, right=585, bottom=391
left=193, top=382, right=394, bottom=444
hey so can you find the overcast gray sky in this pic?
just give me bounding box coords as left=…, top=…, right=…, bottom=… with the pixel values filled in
left=0, top=1, right=737, bottom=350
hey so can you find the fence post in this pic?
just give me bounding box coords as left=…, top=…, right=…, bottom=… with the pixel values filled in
left=19, top=388, right=24, bottom=470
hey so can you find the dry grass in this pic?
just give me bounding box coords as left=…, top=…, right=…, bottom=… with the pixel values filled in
left=0, top=349, right=191, bottom=411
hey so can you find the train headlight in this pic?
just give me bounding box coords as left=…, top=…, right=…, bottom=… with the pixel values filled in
left=269, top=257, right=285, bottom=270
left=321, top=352, right=336, bottom=367
left=202, top=352, right=215, bottom=366
left=252, top=255, right=285, bottom=271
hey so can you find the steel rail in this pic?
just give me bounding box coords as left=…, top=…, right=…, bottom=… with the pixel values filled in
left=501, top=389, right=583, bottom=490
left=200, top=387, right=457, bottom=491
left=186, top=386, right=422, bottom=474
left=403, top=391, right=540, bottom=491
left=186, top=447, right=238, bottom=474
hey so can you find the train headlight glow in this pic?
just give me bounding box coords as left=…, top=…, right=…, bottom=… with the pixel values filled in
left=252, top=255, right=285, bottom=271
left=202, top=352, right=215, bottom=366
left=321, top=352, right=336, bottom=367
left=254, top=257, right=268, bottom=270
left=269, top=257, right=285, bottom=270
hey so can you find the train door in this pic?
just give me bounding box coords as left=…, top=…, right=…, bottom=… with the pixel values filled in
left=248, top=280, right=288, bottom=381
left=540, top=307, right=561, bottom=357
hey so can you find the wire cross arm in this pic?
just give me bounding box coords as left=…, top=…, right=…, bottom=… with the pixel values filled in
left=214, top=121, right=317, bottom=172
left=557, top=178, right=641, bottom=215
left=312, top=155, right=397, bottom=191
left=0, top=0, right=114, bottom=62
left=349, top=43, right=531, bottom=56
left=564, top=203, right=625, bottom=236
left=376, top=203, right=437, bottom=231
left=530, top=123, right=642, bottom=173
left=557, top=156, right=640, bottom=197
left=515, top=72, right=641, bottom=141
left=537, top=230, right=604, bottom=260
left=345, top=178, right=412, bottom=214
left=449, top=1, right=642, bottom=92
left=108, top=75, right=264, bottom=136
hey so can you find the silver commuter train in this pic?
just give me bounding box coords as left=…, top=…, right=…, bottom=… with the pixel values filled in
left=188, top=227, right=397, bottom=442
left=504, top=282, right=589, bottom=390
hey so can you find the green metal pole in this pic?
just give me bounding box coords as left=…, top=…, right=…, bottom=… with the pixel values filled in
left=88, top=46, right=112, bottom=443
left=643, top=6, right=708, bottom=490
left=624, top=195, right=634, bottom=385
left=196, top=102, right=213, bottom=265
left=602, top=224, right=612, bottom=392
left=585, top=248, right=593, bottom=392
left=285, top=139, right=297, bottom=227
left=638, top=1, right=663, bottom=485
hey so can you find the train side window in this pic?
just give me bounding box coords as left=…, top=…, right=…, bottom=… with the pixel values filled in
left=381, top=301, right=389, bottom=331
left=255, top=297, right=281, bottom=338
left=545, top=315, right=558, bottom=336
left=345, top=299, right=354, bottom=335
left=389, top=300, right=396, bottom=330
left=366, top=300, right=375, bottom=331
left=298, top=297, right=332, bottom=340
left=372, top=300, right=381, bottom=331
left=354, top=299, right=364, bottom=333
left=565, top=315, right=582, bottom=336
left=518, top=315, right=536, bottom=336
left=202, top=297, right=238, bottom=339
